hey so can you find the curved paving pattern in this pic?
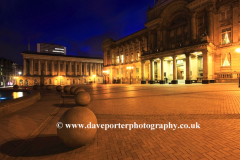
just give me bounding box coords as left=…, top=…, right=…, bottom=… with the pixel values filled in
left=0, top=83, right=240, bottom=159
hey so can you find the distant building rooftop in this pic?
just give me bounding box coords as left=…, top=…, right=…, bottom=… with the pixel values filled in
left=21, top=51, right=103, bottom=59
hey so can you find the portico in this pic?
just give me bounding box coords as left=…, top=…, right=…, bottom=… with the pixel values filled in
left=141, top=45, right=212, bottom=84
left=20, top=51, right=103, bottom=86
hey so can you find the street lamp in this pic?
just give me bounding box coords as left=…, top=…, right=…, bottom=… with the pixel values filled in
left=59, top=76, right=62, bottom=86
left=103, top=70, right=109, bottom=84
left=18, top=72, right=22, bottom=76
left=126, top=66, right=134, bottom=84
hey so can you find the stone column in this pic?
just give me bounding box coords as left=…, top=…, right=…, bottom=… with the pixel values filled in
left=149, top=59, right=155, bottom=84
left=99, top=63, right=102, bottom=76
left=23, top=59, right=27, bottom=76
left=233, top=6, right=238, bottom=43
left=63, top=61, right=66, bottom=76
left=93, top=63, right=96, bottom=75
left=75, top=62, right=77, bottom=76
left=38, top=60, right=41, bottom=75
left=84, top=62, right=87, bottom=76
left=202, top=50, right=210, bottom=84
left=69, top=62, right=72, bottom=75
left=51, top=61, right=54, bottom=75
left=79, top=62, right=82, bottom=76
left=89, top=63, right=92, bottom=76
left=185, top=53, right=191, bottom=84
left=58, top=61, right=60, bottom=76
left=207, top=9, right=213, bottom=43
left=213, top=11, right=219, bottom=45
left=162, top=28, right=167, bottom=46
left=45, top=61, right=47, bottom=75
left=191, top=12, right=197, bottom=41
left=160, top=57, right=165, bottom=84
left=148, top=31, right=152, bottom=51
left=157, top=27, right=161, bottom=49
left=98, top=64, right=100, bottom=75
left=157, top=60, right=160, bottom=80
left=30, top=59, right=33, bottom=75
left=141, top=61, right=146, bottom=83
left=172, top=55, right=178, bottom=84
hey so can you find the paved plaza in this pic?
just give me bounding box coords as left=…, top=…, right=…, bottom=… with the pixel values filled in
left=0, top=83, right=240, bottom=159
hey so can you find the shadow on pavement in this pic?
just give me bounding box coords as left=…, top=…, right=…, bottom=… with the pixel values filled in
left=52, top=104, right=77, bottom=108
left=0, top=135, right=92, bottom=157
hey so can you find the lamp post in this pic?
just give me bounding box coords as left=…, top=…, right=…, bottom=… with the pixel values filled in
left=126, top=66, right=134, bottom=84
left=103, top=70, right=109, bottom=84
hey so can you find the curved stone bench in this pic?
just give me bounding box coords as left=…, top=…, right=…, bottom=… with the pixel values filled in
left=0, top=89, right=41, bottom=117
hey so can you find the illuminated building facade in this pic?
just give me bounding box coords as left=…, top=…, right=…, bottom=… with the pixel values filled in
left=17, top=51, right=103, bottom=86
left=0, top=57, right=22, bottom=87
left=102, top=0, right=240, bottom=84
left=37, top=43, right=67, bottom=55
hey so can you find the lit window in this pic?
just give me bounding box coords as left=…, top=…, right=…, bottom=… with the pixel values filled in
left=177, top=60, right=183, bottom=64
left=221, top=28, right=231, bottom=45
left=55, top=48, right=64, bottom=50
left=136, top=68, right=139, bottom=73
left=137, top=53, right=139, bottom=60
left=222, top=53, right=231, bottom=66
left=120, top=55, right=124, bottom=63
left=116, top=56, right=119, bottom=64
left=53, top=50, right=64, bottom=53
left=131, top=53, right=133, bottom=61
left=221, top=10, right=232, bottom=21
left=112, top=54, right=114, bottom=64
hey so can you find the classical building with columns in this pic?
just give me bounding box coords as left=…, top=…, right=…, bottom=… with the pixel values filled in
left=17, top=51, right=103, bottom=86
left=102, top=0, right=240, bottom=84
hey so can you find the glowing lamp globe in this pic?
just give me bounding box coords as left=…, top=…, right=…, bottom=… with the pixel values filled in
left=236, top=48, right=240, bottom=53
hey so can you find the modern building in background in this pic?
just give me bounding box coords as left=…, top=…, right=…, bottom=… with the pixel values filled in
left=0, top=57, right=23, bottom=87
left=37, top=43, right=66, bottom=55
left=17, top=51, right=103, bottom=86
left=102, top=0, right=240, bottom=84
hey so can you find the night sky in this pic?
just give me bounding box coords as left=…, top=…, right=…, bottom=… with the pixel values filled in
left=0, top=0, right=154, bottom=65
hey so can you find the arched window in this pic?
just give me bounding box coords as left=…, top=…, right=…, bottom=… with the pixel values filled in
left=168, top=14, right=189, bottom=47
left=222, top=53, right=231, bottom=66
left=25, top=80, right=29, bottom=86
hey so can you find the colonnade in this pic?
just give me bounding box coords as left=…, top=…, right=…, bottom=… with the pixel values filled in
left=141, top=50, right=212, bottom=84
left=23, top=59, right=103, bottom=77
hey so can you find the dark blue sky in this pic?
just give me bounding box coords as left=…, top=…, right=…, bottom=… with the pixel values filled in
left=0, top=0, right=154, bottom=65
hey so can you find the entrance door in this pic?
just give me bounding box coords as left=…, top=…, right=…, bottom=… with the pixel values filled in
left=177, top=66, right=184, bottom=80
left=54, top=79, right=58, bottom=85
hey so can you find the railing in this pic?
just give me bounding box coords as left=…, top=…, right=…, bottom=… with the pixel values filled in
left=217, top=73, right=232, bottom=79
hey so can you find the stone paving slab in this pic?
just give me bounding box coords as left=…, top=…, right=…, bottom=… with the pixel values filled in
left=1, top=83, right=240, bottom=159
left=0, top=89, right=62, bottom=159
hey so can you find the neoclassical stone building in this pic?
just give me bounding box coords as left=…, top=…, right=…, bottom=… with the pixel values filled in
left=17, top=51, right=103, bottom=86
left=102, top=0, right=240, bottom=84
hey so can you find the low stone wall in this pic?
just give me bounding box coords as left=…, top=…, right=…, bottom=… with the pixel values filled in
left=215, top=79, right=239, bottom=83
left=0, top=89, right=41, bottom=117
